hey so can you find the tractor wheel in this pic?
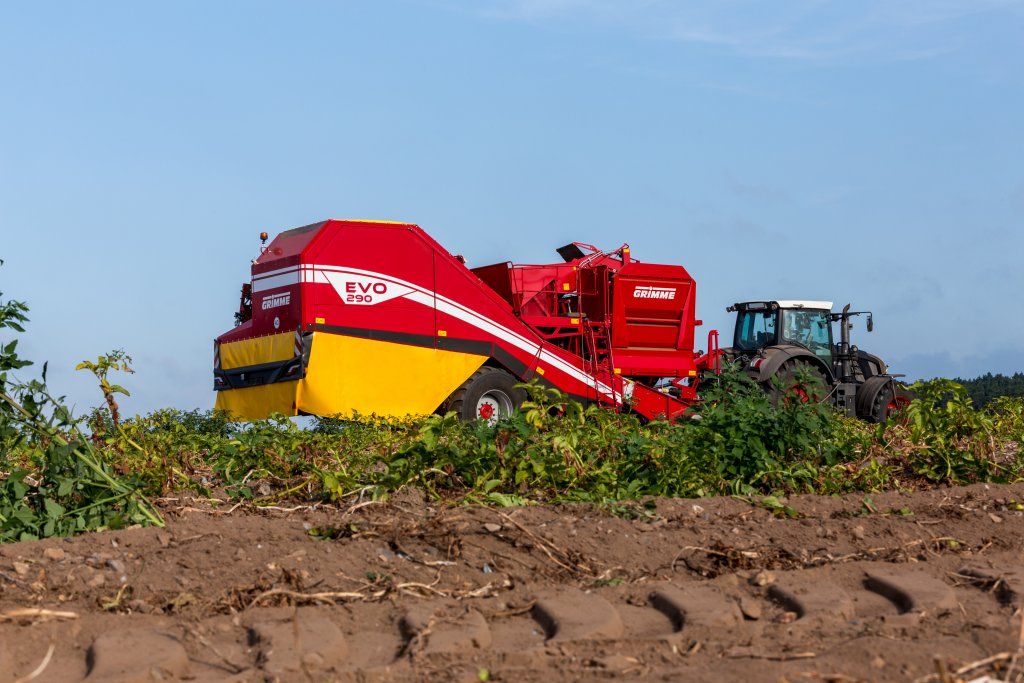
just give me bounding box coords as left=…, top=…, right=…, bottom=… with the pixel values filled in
left=866, top=383, right=915, bottom=424
left=445, top=367, right=525, bottom=424
left=866, top=384, right=896, bottom=423
left=768, top=361, right=828, bottom=406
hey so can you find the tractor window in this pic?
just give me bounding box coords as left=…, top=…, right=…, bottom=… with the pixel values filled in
left=781, top=310, right=832, bottom=361
left=735, top=310, right=776, bottom=351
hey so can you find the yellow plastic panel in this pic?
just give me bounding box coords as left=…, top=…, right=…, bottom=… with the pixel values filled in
left=297, top=333, right=486, bottom=418
left=220, top=332, right=294, bottom=370
left=214, top=380, right=299, bottom=420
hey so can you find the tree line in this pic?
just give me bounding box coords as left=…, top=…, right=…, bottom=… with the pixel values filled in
left=952, top=372, right=1024, bottom=408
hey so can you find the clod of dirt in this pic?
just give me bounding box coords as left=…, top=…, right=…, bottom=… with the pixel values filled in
left=739, top=596, right=762, bottom=620
left=750, top=570, right=775, bottom=587
left=864, top=569, right=959, bottom=615
left=650, top=584, right=743, bottom=630
left=402, top=604, right=492, bottom=654
left=127, top=599, right=153, bottom=614
left=249, top=610, right=349, bottom=674
left=12, top=561, right=29, bottom=576
left=532, top=589, right=624, bottom=641
left=85, top=554, right=110, bottom=568
left=87, top=629, right=190, bottom=681
left=43, top=548, right=66, bottom=561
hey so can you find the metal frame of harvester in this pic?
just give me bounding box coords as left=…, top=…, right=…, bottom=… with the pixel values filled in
left=214, top=220, right=721, bottom=423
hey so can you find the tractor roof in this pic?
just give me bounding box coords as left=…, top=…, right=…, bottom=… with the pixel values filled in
left=774, top=300, right=833, bottom=310
left=731, top=300, right=833, bottom=312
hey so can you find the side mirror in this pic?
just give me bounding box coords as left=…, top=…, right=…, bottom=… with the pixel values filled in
left=867, top=314, right=874, bottom=332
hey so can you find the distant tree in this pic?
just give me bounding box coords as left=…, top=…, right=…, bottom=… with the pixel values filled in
left=952, top=372, right=1024, bottom=408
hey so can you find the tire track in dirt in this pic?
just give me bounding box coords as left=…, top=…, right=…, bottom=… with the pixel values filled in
left=1, top=483, right=1023, bottom=681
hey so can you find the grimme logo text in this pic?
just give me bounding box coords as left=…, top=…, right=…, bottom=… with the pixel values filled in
left=261, top=293, right=291, bottom=310
left=633, top=286, right=676, bottom=300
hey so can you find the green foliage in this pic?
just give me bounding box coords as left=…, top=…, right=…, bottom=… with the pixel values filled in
left=0, top=268, right=162, bottom=542
left=76, top=348, right=134, bottom=427
left=0, top=262, right=32, bottom=451
left=0, top=401, right=163, bottom=541
left=899, top=378, right=1014, bottom=483
left=20, top=368, right=1017, bottom=514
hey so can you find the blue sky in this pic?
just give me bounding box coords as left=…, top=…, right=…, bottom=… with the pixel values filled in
left=1, top=0, right=1022, bottom=417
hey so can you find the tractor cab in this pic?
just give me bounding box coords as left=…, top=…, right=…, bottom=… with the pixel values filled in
left=730, top=300, right=834, bottom=365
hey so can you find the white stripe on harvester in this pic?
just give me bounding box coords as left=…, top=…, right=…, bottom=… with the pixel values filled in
left=308, top=265, right=618, bottom=400
left=250, top=263, right=618, bottom=400
left=251, top=270, right=300, bottom=292
left=252, top=264, right=300, bottom=282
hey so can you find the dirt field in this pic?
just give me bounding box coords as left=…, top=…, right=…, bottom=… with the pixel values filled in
left=1, top=484, right=1023, bottom=682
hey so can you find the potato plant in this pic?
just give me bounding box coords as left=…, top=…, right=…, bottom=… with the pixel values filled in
left=0, top=274, right=162, bottom=542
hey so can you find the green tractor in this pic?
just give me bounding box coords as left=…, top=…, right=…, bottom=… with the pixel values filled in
left=721, top=300, right=913, bottom=422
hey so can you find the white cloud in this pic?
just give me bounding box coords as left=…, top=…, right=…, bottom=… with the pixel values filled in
left=461, top=0, right=1024, bottom=62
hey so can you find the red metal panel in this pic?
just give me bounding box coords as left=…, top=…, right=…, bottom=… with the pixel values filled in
left=253, top=222, right=324, bottom=274
left=471, top=262, right=514, bottom=307
left=608, top=262, right=696, bottom=376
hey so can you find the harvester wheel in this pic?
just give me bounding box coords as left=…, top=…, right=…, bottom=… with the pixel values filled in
left=445, top=367, right=525, bottom=425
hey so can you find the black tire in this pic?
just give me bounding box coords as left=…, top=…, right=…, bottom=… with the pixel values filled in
left=767, top=361, right=828, bottom=406
left=866, top=384, right=895, bottom=423
left=444, top=366, right=525, bottom=424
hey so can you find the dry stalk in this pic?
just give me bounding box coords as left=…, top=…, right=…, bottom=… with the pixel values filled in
left=0, top=608, right=78, bottom=623
left=487, top=600, right=537, bottom=619
left=955, top=652, right=1012, bottom=676
left=13, top=642, right=55, bottom=683
left=727, top=649, right=816, bottom=661
left=247, top=588, right=367, bottom=607
left=186, top=629, right=247, bottom=674
left=491, top=509, right=596, bottom=576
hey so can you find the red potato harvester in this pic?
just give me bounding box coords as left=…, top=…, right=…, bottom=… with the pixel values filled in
left=214, top=220, right=720, bottom=423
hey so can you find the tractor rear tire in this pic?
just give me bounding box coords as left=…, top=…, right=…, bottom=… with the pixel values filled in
left=767, top=361, right=828, bottom=406
left=444, top=366, right=525, bottom=424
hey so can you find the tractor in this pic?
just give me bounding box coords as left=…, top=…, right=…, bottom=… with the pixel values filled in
left=720, top=300, right=912, bottom=422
